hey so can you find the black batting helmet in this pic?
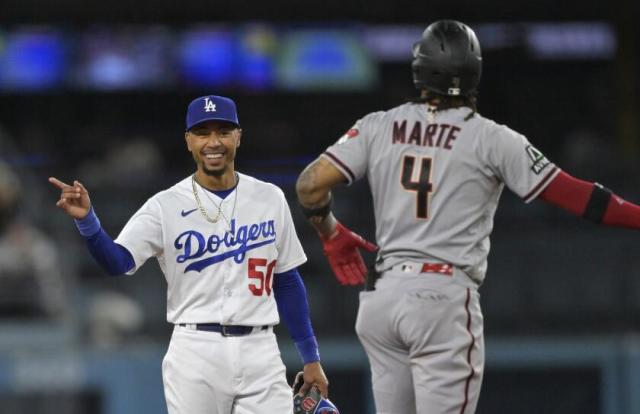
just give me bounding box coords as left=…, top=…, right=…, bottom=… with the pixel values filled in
left=411, top=20, right=482, bottom=97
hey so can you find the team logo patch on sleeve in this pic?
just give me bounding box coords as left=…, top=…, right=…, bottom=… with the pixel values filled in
left=525, top=145, right=550, bottom=175
left=336, top=128, right=359, bottom=145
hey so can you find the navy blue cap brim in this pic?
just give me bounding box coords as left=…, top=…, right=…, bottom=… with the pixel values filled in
left=186, top=117, right=241, bottom=131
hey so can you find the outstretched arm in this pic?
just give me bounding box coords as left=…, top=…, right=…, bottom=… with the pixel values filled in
left=538, top=171, right=640, bottom=229
left=296, top=157, right=377, bottom=285
left=49, top=177, right=135, bottom=275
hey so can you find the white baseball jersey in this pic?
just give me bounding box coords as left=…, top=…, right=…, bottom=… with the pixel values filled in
left=324, top=103, right=559, bottom=283
left=115, top=172, right=307, bottom=325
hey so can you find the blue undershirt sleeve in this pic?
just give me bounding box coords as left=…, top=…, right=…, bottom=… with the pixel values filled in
left=273, top=268, right=320, bottom=365
left=74, top=207, right=135, bottom=276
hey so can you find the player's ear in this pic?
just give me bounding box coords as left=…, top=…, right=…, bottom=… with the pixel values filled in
left=184, top=132, right=192, bottom=152
left=236, top=129, right=242, bottom=148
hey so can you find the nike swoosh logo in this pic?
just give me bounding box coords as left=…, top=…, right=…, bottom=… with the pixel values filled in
left=181, top=208, right=198, bottom=217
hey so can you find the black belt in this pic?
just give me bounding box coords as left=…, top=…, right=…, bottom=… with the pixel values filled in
left=178, top=323, right=269, bottom=337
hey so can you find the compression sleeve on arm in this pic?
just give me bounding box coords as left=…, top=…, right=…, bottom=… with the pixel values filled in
left=538, top=171, right=640, bottom=229
left=74, top=208, right=135, bottom=276
left=273, top=268, right=320, bottom=364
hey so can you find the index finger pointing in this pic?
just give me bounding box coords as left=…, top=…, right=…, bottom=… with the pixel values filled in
left=48, top=177, right=71, bottom=189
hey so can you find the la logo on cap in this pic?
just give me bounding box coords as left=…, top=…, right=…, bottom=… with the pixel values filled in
left=204, top=97, right=216, bottom=113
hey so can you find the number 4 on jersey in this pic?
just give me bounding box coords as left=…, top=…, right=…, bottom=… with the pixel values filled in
left=401, top=155, right=434, bottom=219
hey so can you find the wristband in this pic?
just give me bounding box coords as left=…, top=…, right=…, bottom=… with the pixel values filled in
left=295, top=336, right=321, bottom=364
left=74, top=207, right=101, bottom=237
left=299, top=196, right=332, bottom=220
left=583, top=183, right=612, bottom=223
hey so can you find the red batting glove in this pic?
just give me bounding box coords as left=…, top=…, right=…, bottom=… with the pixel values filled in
left=320, top=222, right=377, bottom=286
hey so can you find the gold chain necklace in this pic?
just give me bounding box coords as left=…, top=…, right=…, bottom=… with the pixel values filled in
left=191, top=174, right=238, bottom=226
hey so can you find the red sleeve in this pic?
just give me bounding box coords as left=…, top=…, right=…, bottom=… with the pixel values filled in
left=538, top=171, right=640, bottom=229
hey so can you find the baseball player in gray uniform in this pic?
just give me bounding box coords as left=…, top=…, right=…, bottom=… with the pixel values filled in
left=296, top=20, right=640, bottom=414
left=50, top=95, right=331, bottom=413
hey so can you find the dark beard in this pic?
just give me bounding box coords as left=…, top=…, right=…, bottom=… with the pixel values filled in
left=202, top=162, right=226, bottom=177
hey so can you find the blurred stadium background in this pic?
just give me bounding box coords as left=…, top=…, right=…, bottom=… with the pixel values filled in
left=0, top=0, right=639, bottom=412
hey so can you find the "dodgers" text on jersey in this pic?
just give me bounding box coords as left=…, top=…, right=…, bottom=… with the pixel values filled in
left=175, top=218, right=276, bottom=272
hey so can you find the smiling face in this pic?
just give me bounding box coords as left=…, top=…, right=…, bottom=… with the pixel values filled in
left=185, top=120, right=242, bottom=179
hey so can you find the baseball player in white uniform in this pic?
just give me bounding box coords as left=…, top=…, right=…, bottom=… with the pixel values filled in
left=50, top=95, right=330, bottom=413
left=296, top=20, right=640, bottom=414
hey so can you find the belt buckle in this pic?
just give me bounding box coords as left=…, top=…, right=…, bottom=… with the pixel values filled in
left=221, top=325, right=234, bottom=337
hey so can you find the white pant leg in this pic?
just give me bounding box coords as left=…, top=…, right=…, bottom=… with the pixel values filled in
left=162, top=326, right=234, bottom=414
left=232, top=330, right=293, bottom=414
left=162, top=325, right=292, bottom=414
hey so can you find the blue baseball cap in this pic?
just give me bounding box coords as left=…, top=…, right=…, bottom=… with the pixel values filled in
left=186, top=95, right=240, bottom=131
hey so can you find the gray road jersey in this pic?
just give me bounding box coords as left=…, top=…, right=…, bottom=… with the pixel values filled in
left=324, top=102, right=559, bottom=283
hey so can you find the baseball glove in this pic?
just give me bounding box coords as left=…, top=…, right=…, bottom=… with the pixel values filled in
left=292, top=372, right=339, bottom=414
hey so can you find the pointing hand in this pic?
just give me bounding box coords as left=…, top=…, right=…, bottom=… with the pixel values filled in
left=49, top=177, right=92, bottom=220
